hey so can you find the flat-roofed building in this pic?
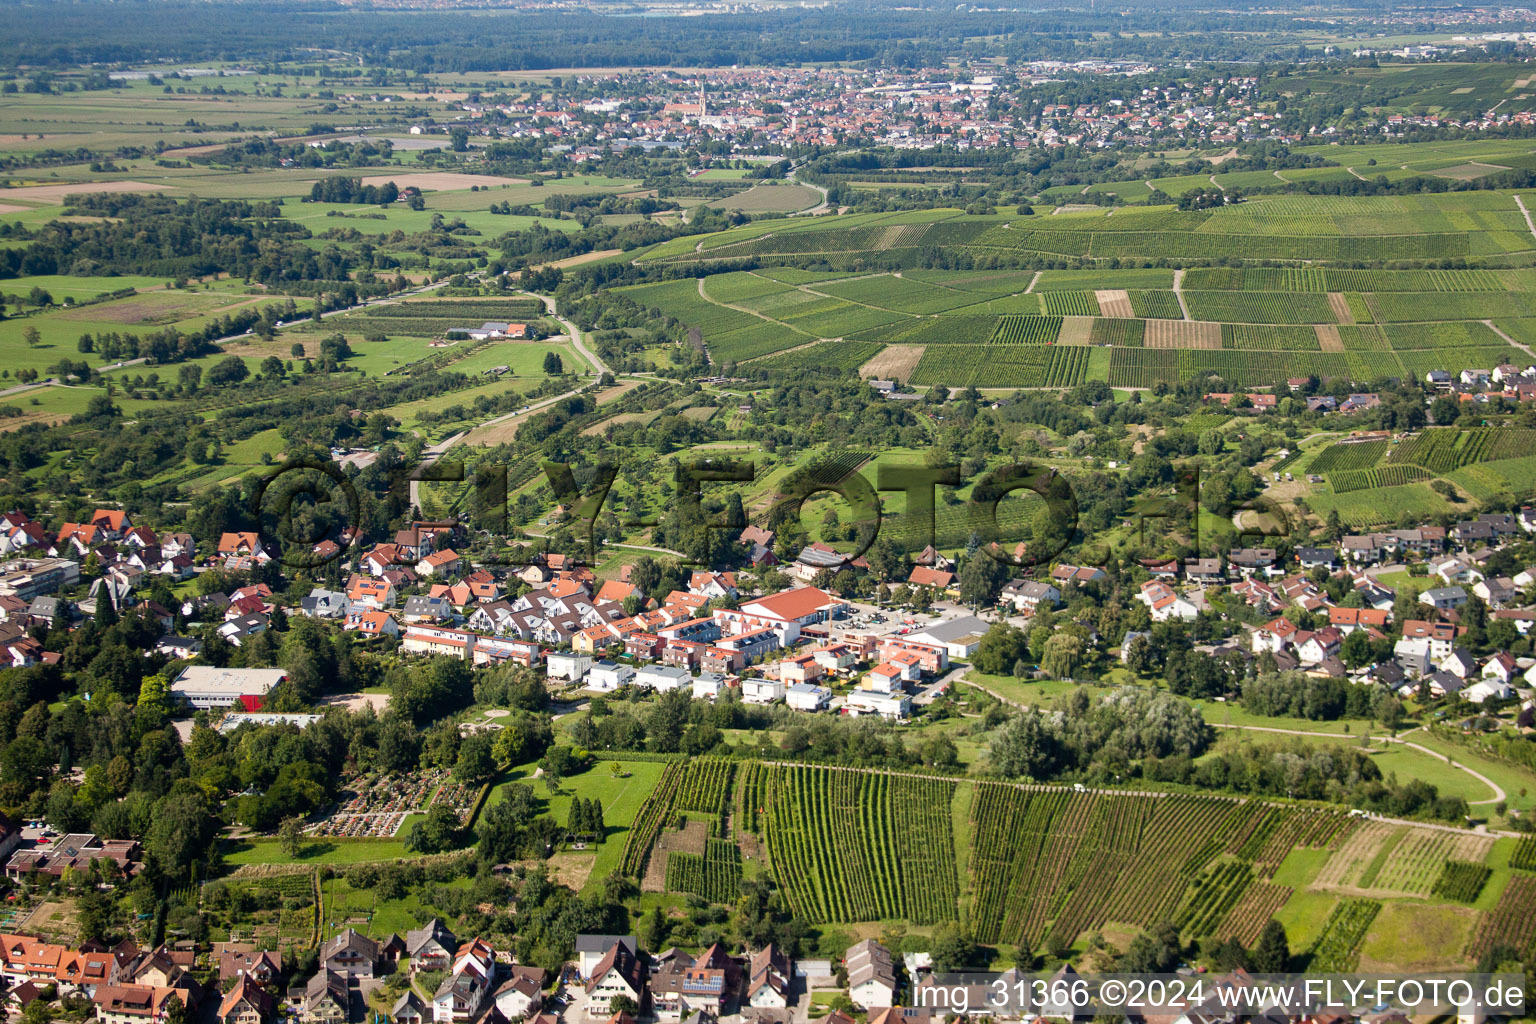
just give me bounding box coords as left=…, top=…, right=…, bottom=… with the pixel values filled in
left=170, top=667, right=287, bottom=710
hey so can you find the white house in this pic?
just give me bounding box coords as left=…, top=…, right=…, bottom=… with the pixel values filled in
left=1420, top=586, right=1468, bottom=612
left=692, top=672, right=727, bottom=700
left=785, top=683, right=831, bottom=712
left=636, top=665, right=691, bottom=692
left=547, top=653, right=593, bottom=683
left=1463, top=679, right=1516, bottom=704
left=846, top=940, right=897, bottom=1010
left=587, top=661, right=635, bottom=691
left=741, top=677, right=785, bottom=704
left=845, top=689, right=911, bottom=720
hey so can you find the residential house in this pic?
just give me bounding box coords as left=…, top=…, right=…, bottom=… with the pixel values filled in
left=547, top=653, right=593, bottom=682
left=1420, top=586, right=1468, bottom=612
left=299, top=970, right=349, bottom=1023
left=584, top=941, right=644, bottom=1006
left=405, top=920, right=456, bottom=974
left=742, top=677, right=786, bottom=704
left=416, top=549, right=462, bottom=577
left=1002, top=580, right=1060, bottom=614
left=431, top=938, right=496, bottom=1023
left=492, top=966, right=546, bottom=1020
left=219, top=976, right=276, bottom=1024
left=691, top=672, right=728, bottom=701
left=746, top=945, right=792, bottom=1009
left=588, top=662, right=636, bottom=692
left=785, top=683, right=831, bottom=712
left=401, top=626, right=475, bottom=660
left=217, top=949, right=282, bottom=987
left=319, top=929, right=380, bottom=979
left=846, top=940, right=897, bottom=1009
left=576, top=936, right=637, bottom=979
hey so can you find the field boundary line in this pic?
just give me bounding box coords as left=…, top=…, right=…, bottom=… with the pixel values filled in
left=696, top=276, right=817, bottom=335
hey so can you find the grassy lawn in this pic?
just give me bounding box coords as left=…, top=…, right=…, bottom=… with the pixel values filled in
left=1357, top=901, right=1478, bottom=972
left=961, top=672, right=1103, bottom=708
left=320, top=873, right=471, bottom=937
left=221, top=836, right=413, bottom=866
left=485, top=758, right=668, bottom=886
left=1403, top=730, right=1536, bottom=816
left=1203, top=729, right=1500, bottom=805
left=1274, top=888, right=1343, bottom=950
left=1200, top=702, right=1368, bottom=736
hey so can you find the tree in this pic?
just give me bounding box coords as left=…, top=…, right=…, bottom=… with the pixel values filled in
left=958, top=552, right=1008, bottom=607
left=972, top=623, right=1030, bottom=675
left=406, top=804, right=463, bottom=854
left=642, top=905, right=667, bottom=951
left=454, top=733, right=497, bottom=786
left=609, top=996, right=638, bottom=1016
left=930, top=924, right=980, bottom=972
left=1123, top=634, right=1156, bottom=676
left=1250, top=920, right=1289, bottom=972
left=542, top=351, right=564, bottom=374
left=206, top=355, right=249, bottom=387
left=278, top=816, right=306, bottom=858
left=1040, top=634, right=1084, bottom=679
left=989, top=710, right=1064, bottom=780
left=22, top=326, right=40, bottom=349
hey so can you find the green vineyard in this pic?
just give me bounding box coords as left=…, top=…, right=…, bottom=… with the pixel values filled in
left=665, top=838, right=744, bottom=903
left=1430, top=860, right=1491, bottom=903
left=1307, top=899, right=1381, bottom=971
left=762, top=765, right=960, bottom=925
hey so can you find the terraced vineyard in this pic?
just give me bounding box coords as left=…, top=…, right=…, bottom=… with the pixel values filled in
left=1389, top=427, right=1536, bottom=474
left=665, top=837, right=744, bottom=903
left=965, top=786, right=1356, bottom=947
left=1468, top=875, right=1536, bottom=960
left=762, top=764, right=959, bottom=924
left=1308, top=899, right=1382, bottom=971
left=613, top=230, right=1535, bottom=387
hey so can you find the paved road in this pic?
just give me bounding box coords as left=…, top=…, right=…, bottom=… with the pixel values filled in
left=522, top=290, right=609, bottom=376
left=787, top=167, right=830, bottom=215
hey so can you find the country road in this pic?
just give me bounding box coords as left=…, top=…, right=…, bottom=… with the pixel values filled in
left=522, top=290, right=609, bottom=376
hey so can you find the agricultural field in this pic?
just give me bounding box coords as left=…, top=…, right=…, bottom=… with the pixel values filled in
left=761, top=764, right=960, bottom=925
left=964, top=784, right=1355, bottom=948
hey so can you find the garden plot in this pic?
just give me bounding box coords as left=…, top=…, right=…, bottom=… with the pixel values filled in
left=1146, top=319, right=1220, bottom=349
left=307, top=770, right=467, bottom=838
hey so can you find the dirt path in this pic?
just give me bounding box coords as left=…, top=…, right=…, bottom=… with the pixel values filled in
left=1483, top=319, right=1536, bottom=361
left=697, top=276, right=813, bottom=336
left=1024, top=271, right=1042, bottom=294
left=1172, top=268, right=1191, bottom=320
left=1208, top=174, right=1225, bottom=192
left=524, top=290, right=609, bottom=376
